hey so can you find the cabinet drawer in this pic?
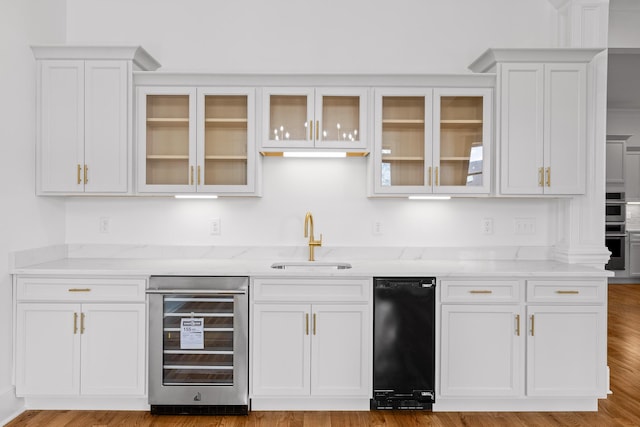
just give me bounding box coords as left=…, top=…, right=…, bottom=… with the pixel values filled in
left=440, top=280, right=521, bottom=303
left=252, top=278, right=370, bottom=302
left=17, top=277, right=147, bottom=302
left=526, top=280, right=606, bottom=304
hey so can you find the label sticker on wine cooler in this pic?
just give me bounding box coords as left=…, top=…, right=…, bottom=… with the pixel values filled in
left=180, top=318, right=204, bottom=349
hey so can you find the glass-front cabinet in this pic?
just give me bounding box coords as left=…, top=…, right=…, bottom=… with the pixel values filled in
left=137, top=86, right=256, bottom=194
left=373, top=87, right=491, bottom=195
left=261, top=87, right=368, bottom=151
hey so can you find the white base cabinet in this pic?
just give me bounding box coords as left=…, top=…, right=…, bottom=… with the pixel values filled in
left=250, top=278, right=370, bottom=409
left=14, top=277, right=146, bottom=398
left=438, top=277, right=608, bottom=411
left=440, top=304, right=523, bottom=397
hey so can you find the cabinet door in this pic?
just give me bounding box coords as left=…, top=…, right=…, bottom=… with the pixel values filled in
left=310, top=304, right=369, bottom=396
left=38, top=60, right=85, bottom=193
left=526, top=305, right=607, bottom=397
left=373, top=88, right=433, bottom=194
left=499, top=63, right=545, bottom=195
left=606, top=139, right=625, bottom=186
left=543, top=63, right=587, bottom=195
left=315, top=88, right=368, bottom=150
left=625, top=148, right=640, bottom=201
left=433, top=88, right=492, bottom=194
left=197, top=88, right=256, bottom=193
left=440, top=305, right=523, bottom=397
left=628, top=235, right=640, bottom=276
left=262, top=88, right=315, bottom=149
left=84, top=60, right=129, bottom=193
left=16, top=303, right=81, bottom=396
left=251, top=304, right=310, bottom=396
left=80, top=303, right=146, bottom=396
left=137, top=86, right=197, bottom=193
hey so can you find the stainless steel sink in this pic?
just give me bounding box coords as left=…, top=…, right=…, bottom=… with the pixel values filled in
left=270, top=261, right=352, bottom=270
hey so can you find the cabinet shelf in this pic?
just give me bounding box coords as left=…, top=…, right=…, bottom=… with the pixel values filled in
left=205, top=155, right=248, bottom=160
left=383, top=119, right=425, bottom=125
left=382, top=156, right=424, bottom=162
left=146, top=155, right=189, bottom=160
left=440, top=119, right=483, bottom=125
left=205, top=118, right=248, bottom=124
left=147, top=118, right=190, bottom=126
left=441, top=157, right=471, bottom=161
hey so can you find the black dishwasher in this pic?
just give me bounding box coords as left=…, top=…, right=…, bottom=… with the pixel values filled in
left=371, top=277, right=436, bottom=410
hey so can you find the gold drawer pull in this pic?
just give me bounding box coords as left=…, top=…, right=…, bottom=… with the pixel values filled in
left=313, top=313, right=317, bottom=335
left=68, top=288, right=91, bottom=292
left=515, top=314, right=520, bottom=336
left=81, top=312, right=86, bottom=334
left=305, top=313, right=309, bottom=335
left=77, top=164, right=82, bottom=185
left=469, top=290, right=493, bottom=294
left=556, top=290, right=579, bottom=295
left=73, top=312, right=78, bottom=334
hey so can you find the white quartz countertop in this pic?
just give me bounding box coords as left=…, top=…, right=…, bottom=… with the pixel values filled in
left=11, top=257, right=612, bottom=278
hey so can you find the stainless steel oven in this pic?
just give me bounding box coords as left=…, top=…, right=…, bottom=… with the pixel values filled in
left=606, top=192, right=626, bottom=223
left=147, top=276, right=249, bottom=415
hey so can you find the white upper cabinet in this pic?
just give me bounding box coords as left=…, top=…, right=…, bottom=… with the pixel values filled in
left=261, top=87, right=368, bottom=152
left=372, top=86, right=492, bottom=195
left=469, top=48, right=602, bottom=196
left=32, top=46, right=160, bottom=195
left=136, top=86, right=257, bottom=195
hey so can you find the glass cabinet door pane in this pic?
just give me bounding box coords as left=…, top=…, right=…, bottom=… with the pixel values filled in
left=204, top=95, right=248, bottom=186
left=320, top=96, right=360, bottom=144
left=146, top=95, right=190, bottom=185
left=439, top=96, right=484, bottom=187
left=269, top=95, right=309, bottom=143
left=381, top=96, right=425, bottom=186
left=162, top=295, right=235, bottom=385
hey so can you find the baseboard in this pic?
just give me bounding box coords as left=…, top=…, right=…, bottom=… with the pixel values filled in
left=0, top=386, right=25, bottom=426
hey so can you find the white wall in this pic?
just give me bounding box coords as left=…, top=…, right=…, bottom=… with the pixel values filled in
left=0, top=0, right=67, bottom=422
left=608, top=109, right=640, bottom=146
left=66, top=0, right=555, bottom=73
left=62, top=0, right=560, bottom=250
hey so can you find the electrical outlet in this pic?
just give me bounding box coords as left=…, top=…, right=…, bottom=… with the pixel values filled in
left=210, top=218, right=221, bottom=235
left=99, top=217, right=110, bottom=234
left=372, top=221, right=384, bottom=236
left=481, top=218, right=493, bottom=235
left=514, top=218, right=536, bottom=235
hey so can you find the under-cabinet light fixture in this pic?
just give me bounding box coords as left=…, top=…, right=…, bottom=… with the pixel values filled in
left=282, top=152, right=347, bottom=158
left=408, top=196, right=452, bottom=200
left=174, top=195, right=219, bottom=199
left=627, top=202, right=640, bottom=205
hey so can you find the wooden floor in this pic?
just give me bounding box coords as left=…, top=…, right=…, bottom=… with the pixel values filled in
left=7, top=284, right=640, bottom=427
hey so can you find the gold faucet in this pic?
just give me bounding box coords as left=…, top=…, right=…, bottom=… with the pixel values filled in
left=304, top=211, right=322, bottom=261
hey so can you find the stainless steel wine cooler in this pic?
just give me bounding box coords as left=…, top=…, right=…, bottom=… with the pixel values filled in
left=147, top=276, right=249, bottom=415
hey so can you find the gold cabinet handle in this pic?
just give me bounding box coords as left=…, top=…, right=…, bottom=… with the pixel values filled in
left=530, top=314, right=535, bottom=336
left=428, top=166, right=432, bottom=186
left=190, top=166, right=194, bottom=185
left=197, top=165, right=201, bottom=185
left=538, top=167, right=544, bottom=187
left=556, top=290, right=579, bottom=295
left=84, top=165, right=88, bottom=184
left=73, top=312, right=78, bottom=334
left=435, top=166, right=439, bottom=186
left=546, top=167, right=551, bottom=187
left=313, top=313, right=317, bottom=335
left=81, top=312, right=85, bottom=334
left=77, top=164, right=82, bottom=185
left=305, top=313, right=309, bottom=335
left=515, top=314, right=520, bottom=336
left=316, top=120, right=319, bottom=141
left=68, top=288, right=91, bottom=292
left=309, top=121, right=313, bottom=140
left=469, top=290, right=493, bottom=294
